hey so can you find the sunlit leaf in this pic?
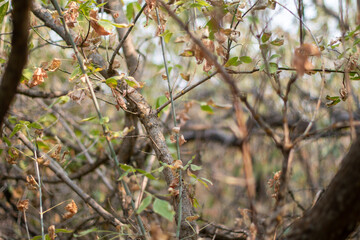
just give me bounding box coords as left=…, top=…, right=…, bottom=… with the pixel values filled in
left=0, top=1, right=9, bottom=24
left=261, top=32, right=272, bottom=43
left=240, top=56, right=252, bottom=63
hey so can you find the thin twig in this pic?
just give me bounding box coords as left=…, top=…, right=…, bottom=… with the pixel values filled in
left=108, top=4, right=147, bottom=71
left=155, top=7, right=183, bottom=238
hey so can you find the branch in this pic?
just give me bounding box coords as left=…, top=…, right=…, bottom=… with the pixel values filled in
left=17, top=88, right=69, bottom=98
left=5, top=121, right=125, bottom=228
left=282, top=135, right=360, bottom=240
left=0, top=0, right=31, bottom=132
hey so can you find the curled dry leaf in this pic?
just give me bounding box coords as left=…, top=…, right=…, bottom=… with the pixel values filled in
left=63, top=200, right=77, bottom=219
left=30, top=68, right=47, bottom=88
left=172, top=126, right=180, bottom=133
left=26, top=175, right=38, bottom=190
left=48, top=225, right=56, bottom=240
left=111, top=88, right=127, bottom=110
left=179, top=134, right=187, bottom=146
left=168, top=187, right=179, bottom=197
left=292, top=43, right=321, bottom=76
left=89, top=10, right=111, bottom=36
left=47, top=58, right=61, bottom=72
left=170, top=134, right=176, bottom=143
left=180, top=73, right=190, bottom=81
left=185, top=215, right=199, bottom=222
left=173, top=159, right=183, bottom=169
left=63, top=1, right=79, bottom=28
left=17, top=199, right=29, bottom=212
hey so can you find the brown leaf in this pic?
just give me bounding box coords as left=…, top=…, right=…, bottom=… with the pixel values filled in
left=30, top=68, right=47, bottom=88
left=185, top=215, right=199, bottom=221
left=292, top=43, right=320, bottom=76
left=180, top=73, right=190, bottom=81
left=63, top=1, right=79, bottom=28
left=63, top=200, right=77, bottom=219
left=17, top=199, right=29, bottom=212
left=179, top=134, right=187, bottom=146
left=111, top=89, right=127, bottom=110
left=47, top=58, right=61, bottom=72
left=48, top=225, right=56, bottom=240
left=89, top=10, right=111, bottom=36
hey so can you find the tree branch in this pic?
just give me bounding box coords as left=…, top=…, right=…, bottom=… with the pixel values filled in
left=0, top=0, right=31, bottom=132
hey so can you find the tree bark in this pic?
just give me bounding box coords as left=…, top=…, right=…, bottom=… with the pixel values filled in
left=282, top=136, right=360, bottom=240
left=0, top=0, right=31, bottom=131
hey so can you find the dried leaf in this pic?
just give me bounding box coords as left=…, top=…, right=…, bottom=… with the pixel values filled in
left=30, top=68, right=47, bottom=88
left=292, top=43, right=320, bottom=76
left=17, top=199, right=29, bottom=212
left=180, top=73, right=190, bottom=81
left=48, top=225, right=56, bottom=240
left=63, top=200, right=77, bottom=219
left=179, top=135, right=187, bottom=146
left=47, top=58, right=61, bottom=72
left=63, top=1, right=79, bottom=28
left=89, top=10, right=111, bottom=36
left=185, top=215, right=199, bottom=222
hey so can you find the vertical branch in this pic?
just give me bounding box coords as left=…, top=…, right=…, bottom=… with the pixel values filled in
left=298, top=0, right=304, bottom=44
left=0, top=0, right=31, bottom=132
left=155, top=8, right=183, bottom=238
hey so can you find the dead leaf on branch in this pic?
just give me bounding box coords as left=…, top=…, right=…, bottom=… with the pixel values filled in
left=48, top=225, right=56, bottom=240
left=63, top=200, right=77, bottom=219
left=292, top=43, right=321, bottom=76
left=47, top=58, right=61, bottom=72
left=63, top=1, right=79, bottom=28
left=89, top=10, right=111, bottom=36
left=30, top=67, right=47, bottom=88
left=17, top=199, right=29, bottom=212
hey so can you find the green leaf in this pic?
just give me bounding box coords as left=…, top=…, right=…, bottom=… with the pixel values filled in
left=2, top=136, right=11, bottom=146
left=270, top=38, right=284, bottom=46
left=29, top=122, right=42, bottom=130
left=120, top=164, right=136, bottom=172
left=80, top=116, right=97, bottom=122
left=268, top=62, right=278, bottom=74
left=21, top=68, right=33, bottom=81
left=190, top=164, right=202, bottom=171
left=136, top=195, right=152, bottom=214
left=105, top=77, right=118, bottom=88
left=136, top=169, right=156, bottom=180
left=240, top=56, right=252, bottom=63
left=126, top=2, right=135, bottom=21
left=0, top=58, right=6, bottom=63
left=326, top=95, right=340, bottom=101
left=31, top=236, right=43, bottom=240
left=200, top=103, right=214, bottom=114
left=270, top=54, right=281, bottom=60
left=153, top=199, right=175, bottom=221
left=69, top=66, right=81, bottom=81
left=261, top=32, right=272, bottom=43
left=156, top=95, right=169, bottom=113
left=0, top=1, right=9, bottom=24
left=326, top=95, right=341, bottom=107
left=74, top=228, right=98, bottom=237
left=225, top=57, right=239, bottom=67
left=99, top=19, right=133, bottom=29
left=10, top=124, right=23, bottom=138
left=99, top=116, right=109, bottom=125
left=55, top=228, right=74, bottom=233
